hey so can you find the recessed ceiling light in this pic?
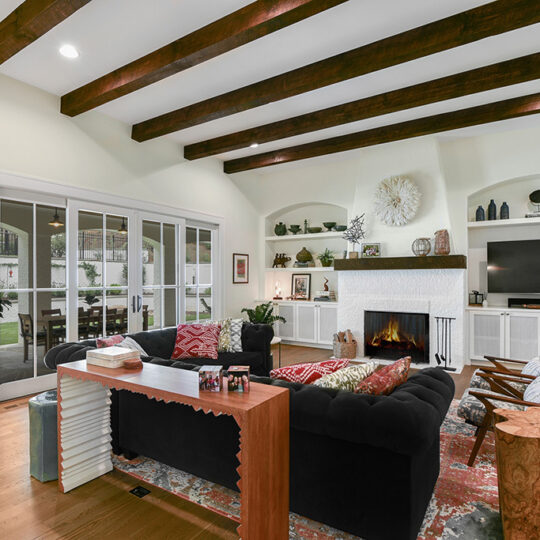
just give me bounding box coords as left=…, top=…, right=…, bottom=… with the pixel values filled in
left=59, top=44, right=79, bottom=59
left=250, top=142, right=259, bottom=148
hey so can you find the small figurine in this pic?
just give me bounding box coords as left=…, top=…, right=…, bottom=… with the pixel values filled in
left=323, top=278, right=329, bottom=292
left=272, top=253, right=291, bottom=268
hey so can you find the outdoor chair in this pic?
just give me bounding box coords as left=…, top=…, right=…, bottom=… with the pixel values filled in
left=18, top=313, right=47, bottom=362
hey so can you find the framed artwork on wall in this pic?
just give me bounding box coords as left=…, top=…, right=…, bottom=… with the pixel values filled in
left=233, top=253, right=249, bottom=283
left=291, top=273, right=311, bottom=300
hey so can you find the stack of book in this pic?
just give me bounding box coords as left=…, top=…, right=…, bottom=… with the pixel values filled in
left=86, top=346, right=140, bottom=368
left=313, top=290, right=336, bottom=302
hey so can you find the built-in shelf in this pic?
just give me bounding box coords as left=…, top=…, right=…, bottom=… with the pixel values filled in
left=265, top=267, right=334, bottom=272
left=467, top=216, right=540, bottom=229
left=334, top=255, right=467, bottom=271
left=265, top=231, right=345, bottom=242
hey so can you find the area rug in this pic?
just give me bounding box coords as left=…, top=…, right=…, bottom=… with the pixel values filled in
left=113, top=400, right=503, bottom=539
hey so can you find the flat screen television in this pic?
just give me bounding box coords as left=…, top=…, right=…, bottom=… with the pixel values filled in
left=487, top=240, right=540, bottom=293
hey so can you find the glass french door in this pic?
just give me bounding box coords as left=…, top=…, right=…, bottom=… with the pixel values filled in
left=140, top=214, right=185, bottom=332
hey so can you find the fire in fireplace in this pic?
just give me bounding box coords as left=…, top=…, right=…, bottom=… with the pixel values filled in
left=364, top=311, right=429, bottom=364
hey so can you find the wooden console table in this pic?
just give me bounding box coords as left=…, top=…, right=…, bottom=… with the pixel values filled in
left=57, top=361, right=289, bottom=539
left=494, top=407, right=540, bottom=540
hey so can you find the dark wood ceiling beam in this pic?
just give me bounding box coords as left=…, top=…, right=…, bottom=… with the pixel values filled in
left=185, top=52, right=540, bottom=159
left=0, top=0, right=90, bottom=64
left=223, top=93, right=540, bottom=173
left=132, top=0, right=540, bottom=142
left=60, top=0, right=348, bottom=117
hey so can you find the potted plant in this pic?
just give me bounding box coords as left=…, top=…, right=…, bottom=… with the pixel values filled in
left=317, top=248, right=334, bottom=267
left=241, top=302, right=286, bottom=325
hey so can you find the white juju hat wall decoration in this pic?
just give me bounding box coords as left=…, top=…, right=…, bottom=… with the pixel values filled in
left=374, top=176, right=421, bottom=227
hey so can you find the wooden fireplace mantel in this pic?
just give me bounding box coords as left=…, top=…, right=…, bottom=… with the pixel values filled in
left=334, top=255, right=467, bottom=271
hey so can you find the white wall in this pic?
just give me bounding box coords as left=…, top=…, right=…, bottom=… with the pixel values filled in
left=0, top=74, right=260, bottom=318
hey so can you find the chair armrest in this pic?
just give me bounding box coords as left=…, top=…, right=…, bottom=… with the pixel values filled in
left=478, top=366, right=535, bottom=380
left=478, top=371, right=530, bottom=399
left=469, top=389, right=539, bottom=409
left=484, top=355, right=528, bottom=366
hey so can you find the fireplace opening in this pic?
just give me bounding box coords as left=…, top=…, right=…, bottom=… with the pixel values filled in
left=364, top=311, right=429, bottom=364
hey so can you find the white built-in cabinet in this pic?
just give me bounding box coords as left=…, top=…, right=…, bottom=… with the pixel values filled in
left=469, top=308, right=540, bottom=361
left=273, top=301, right=337, bottom=347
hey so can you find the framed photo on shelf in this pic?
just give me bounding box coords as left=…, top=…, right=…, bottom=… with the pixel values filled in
left=361, top=243, right=381, bottom=258
left=291, top=273, right=311, bottom=300
left=233, top=253, right=249, bottom=284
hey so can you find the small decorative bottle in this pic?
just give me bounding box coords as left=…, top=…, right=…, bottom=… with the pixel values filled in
left=488, top=199, right=497, bottom=221
left=475, top=205, right=485, bottom=221
left=500, top=202, right=509, bottom=220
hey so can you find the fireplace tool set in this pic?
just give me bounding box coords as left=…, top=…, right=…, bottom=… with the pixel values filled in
left=435, top=317, right=456, bottom=372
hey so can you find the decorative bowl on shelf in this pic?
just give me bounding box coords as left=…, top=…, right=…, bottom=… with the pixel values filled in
left=307, top=227, right=322, bottom=233
left=322, top=221, right=336, bottom=231
left=288, top=225, right=301, bottom=234
left=334, top=225, right=347, bottom=231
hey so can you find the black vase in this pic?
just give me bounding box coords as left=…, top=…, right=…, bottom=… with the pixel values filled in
left=500, top=202, right=509, bottom=219
left=488, top=199, right=497, bottom=221
left=475, top=205, right=485, bottom=221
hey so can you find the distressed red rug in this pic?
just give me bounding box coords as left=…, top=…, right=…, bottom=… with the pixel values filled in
left=113, top=400, right=503, bottom=539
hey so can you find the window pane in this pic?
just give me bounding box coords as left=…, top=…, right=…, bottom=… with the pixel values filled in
left=143, top=220, right=161, bottom=286
left=0, top=200, right=33, bottom=290
left=37, top=291, right=66, bottom=364
left=199, top=287, right=212, bottom=321
left=143, top=288, right=160, bottom=330
left=199, top=229, right=212, bottom=286
left=37, top=205, right=65, bottom=288
left=185, top=227, right=197, bottom=286
left=105, top=289, right=128, bottom=335
left=0, top=292, right=36, bottom=383
left=106, top=215, right=128, bottom=287
left=78, top=290, right=103, bottom=339
left=78, top=211, right=103, bottom=287
left=163, top=223, right=176, bottom=286
left=185, top=286, right=197, bottom=322
left=163, top=288, right=177, bottom=327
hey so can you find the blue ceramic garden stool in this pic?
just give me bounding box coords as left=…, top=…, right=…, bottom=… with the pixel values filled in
left=29, top=390, right=58, bottom=482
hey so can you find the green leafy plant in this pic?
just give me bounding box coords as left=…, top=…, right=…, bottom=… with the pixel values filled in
left=241, top=301, right=286, bottom=325
left=0, top=292, right=12, bottom=319
left=79, top=262, right=101, bottom=286
left=317, top=248, right=334, bottom=267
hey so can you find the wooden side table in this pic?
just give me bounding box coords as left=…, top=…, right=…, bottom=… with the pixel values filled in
left=493, top=407, right=540, bottom=540
left=57, top=361, right=289, bottom=539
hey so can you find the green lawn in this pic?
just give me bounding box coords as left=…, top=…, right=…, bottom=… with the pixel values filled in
left=0, top=322, right=18, bottom=345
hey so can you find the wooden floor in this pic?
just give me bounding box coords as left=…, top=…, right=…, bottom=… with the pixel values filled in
left=1, top=345, right=478, bottom=540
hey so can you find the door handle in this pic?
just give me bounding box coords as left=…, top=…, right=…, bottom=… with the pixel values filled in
left=132, top=295, right=137, bottom=313
left=137, top=295, right=142, bottom=312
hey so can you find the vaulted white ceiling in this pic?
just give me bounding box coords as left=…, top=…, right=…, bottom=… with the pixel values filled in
left=1, top=0, right=539, bottom=169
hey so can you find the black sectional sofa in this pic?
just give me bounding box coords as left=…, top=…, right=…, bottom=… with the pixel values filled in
left=46, top=328, right=454, bottom=540
left=44, top=323, right=274, bottom=376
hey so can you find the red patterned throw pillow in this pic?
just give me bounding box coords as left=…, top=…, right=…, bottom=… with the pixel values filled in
left=355, top=356, right=411, bottom=395
left=172, top=323, right=220, bottom=360
left=96, top=334, right=124, bottom=348
left=270, top=359, right=350, bottom=384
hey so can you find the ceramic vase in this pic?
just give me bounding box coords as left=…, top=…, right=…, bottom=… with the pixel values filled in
left=274, top=222, right=287, bottom=236
left=475, top=206, right=485, bottom=221
left=500, top=202, right=509, bottom=220
left=434, top=229, right=450, bottom=255
left=488, top=199, right=497, bottom=221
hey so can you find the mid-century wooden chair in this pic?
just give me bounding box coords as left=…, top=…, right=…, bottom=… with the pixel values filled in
left=41, top=308, right=65, bottom=348
left=18, top=313, right=47, bottom=362
left=458, top=362, right=539, bottom=466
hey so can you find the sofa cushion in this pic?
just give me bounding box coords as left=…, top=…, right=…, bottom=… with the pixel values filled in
left=313, top=362, right=376, bottom=392
left=355, top=357, right=411, bottom=395
left=171, top=324, right=220, bottom=360
left=210, top=318, right=243, bottom=353
left=119, top=336, right=148, bottom=358
left=457, top=388, right=526, bottom=427
left=130, top=328, right=176, bottom=359
left=470, top=369, right=491, bottom=390
left=523, top=376, right=540, bottom=403
left=270, top=359, right=350, bottom=384
left=522, top=357, right=540, bottom=377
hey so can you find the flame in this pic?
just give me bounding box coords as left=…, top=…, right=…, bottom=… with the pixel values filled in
left=369, top=317, right=417, bottom=348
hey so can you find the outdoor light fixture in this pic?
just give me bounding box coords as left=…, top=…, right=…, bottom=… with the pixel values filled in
left=118, top=217, right=128, bottom=235
left=48, top=208, right=64, bottom=228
